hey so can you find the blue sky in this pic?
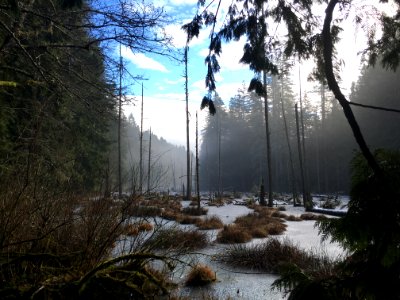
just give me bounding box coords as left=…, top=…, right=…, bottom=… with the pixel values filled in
left=119, top=0, right=395, bottom=148
left=121, top=0, right=255, bottom=148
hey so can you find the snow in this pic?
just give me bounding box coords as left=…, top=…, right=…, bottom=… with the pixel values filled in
left=118, top=197, right=348, bottom=299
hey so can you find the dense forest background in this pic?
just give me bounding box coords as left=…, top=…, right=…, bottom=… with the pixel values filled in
left=200, top=64, right=400, bottom=195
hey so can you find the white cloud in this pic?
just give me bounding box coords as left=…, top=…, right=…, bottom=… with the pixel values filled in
left=165, top=78, right=185, bottom=85
left=198, top=38, right=248, bottom=71
left=121, top=46, right=169, bottom=73
left=164, top=22, right=211, bottom=48
left=123, top=93, right=206, bottom=148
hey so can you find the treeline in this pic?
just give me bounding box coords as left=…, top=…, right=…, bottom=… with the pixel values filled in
left=200, top=64, right=400, bottom=195
left=121, top=115, right=187, bottom=195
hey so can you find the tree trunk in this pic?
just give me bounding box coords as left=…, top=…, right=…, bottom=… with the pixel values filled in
left=118, top=45, right=122, bottom=197
left=296, top=103, right=309, bottom=209
left=196, top=112, right=200, bottom=210
left=139, top=83, right=144, bottom=194
left=184, top=46, right=191, bottom=200
left=263, top=71, right=273, bottom=207
left=322, top=0, right=381, bottom=176
left=281, top=90, right=297, bottom=205
left=147, top=128, right=152, bottom=194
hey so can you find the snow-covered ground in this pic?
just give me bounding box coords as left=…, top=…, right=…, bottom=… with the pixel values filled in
left=174, top=199, right=346, bottom=299
left=115, top=197, right=348, bottom=299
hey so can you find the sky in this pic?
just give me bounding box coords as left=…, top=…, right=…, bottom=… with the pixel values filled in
left=120, top=0, right=395, bottom=149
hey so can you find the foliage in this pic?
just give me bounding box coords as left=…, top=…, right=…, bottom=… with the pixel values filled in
left=274, top=150, right=400, bottom=299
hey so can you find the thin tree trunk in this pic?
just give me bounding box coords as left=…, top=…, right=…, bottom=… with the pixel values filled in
left=118, top=44, right=122, bottom=197
left=184, top=46, right=191, bottom=200
left=296, top=103, right=309, bottom=209
left=196, top=112, right=200, bottom=210
left=263, top=71, right=273, bottom=207
left=139, top=83, right=144, bottom=194
left=217, top=113, right=222, bottom=199
left=281, top=89, right=297, bottom=205
left=147, top=128, right=152, bottom=194
left=322, top=0, right=381, bottom=176
left=298, top=66, right=308, bottom=195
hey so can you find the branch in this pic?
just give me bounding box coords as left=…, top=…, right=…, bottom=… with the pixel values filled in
left=349, top=101, right=400, bottom=114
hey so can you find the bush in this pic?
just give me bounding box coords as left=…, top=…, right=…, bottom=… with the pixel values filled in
left=185, top=264, right=216, bottom=286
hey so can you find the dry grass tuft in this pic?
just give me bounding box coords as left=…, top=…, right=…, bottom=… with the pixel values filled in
left=182, top=206, right=208, bottom=216
left=217, top=224, right=252, bottom=243
left=285, top=215, right=302, bottom=222
left=217, top=237, right=339, bottom=276
left=145, top=227, right=209, bottom=250
left=300, top=213, right=327, bottom=221
left=216, top=206, right=288, bottom=244
left=196, top=216, right=224, bottom=230
left=185, top=264, right=216, bottom=286
left=179, top=215, right=200, bottom=225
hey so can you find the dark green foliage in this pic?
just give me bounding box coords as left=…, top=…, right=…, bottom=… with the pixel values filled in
left=280, top=149, right=400, bottom=299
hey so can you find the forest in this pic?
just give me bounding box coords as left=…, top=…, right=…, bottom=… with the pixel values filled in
left=0, top=0, right=399, bottom=299
left=200, top=64, right=400, bottom=195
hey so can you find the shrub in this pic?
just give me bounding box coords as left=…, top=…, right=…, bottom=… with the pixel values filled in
left=196, top=215, right=224, bottom=230
left=185, top=264, right=216, bottom=286
left=217, top=225, right=252, bottom=244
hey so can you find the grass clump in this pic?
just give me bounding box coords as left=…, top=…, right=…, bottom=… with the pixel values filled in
left=185, top=264, right=216, bottom=286
left=145, top=227, right=208, bottom=250
left=216, top=207, right=287, bottom=244
left=285, top=215, right=302, bottom=222
left=123, top=222, right=154, bottom=236
left=217, top=224, right=252, bottom=243
left=182, top=206, right=208, bottom=216
left=300, top=213, right=327, bottom=221
left=217, top=238, right=339, bottom=276
left=196, top=216, right=224, bottom=230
